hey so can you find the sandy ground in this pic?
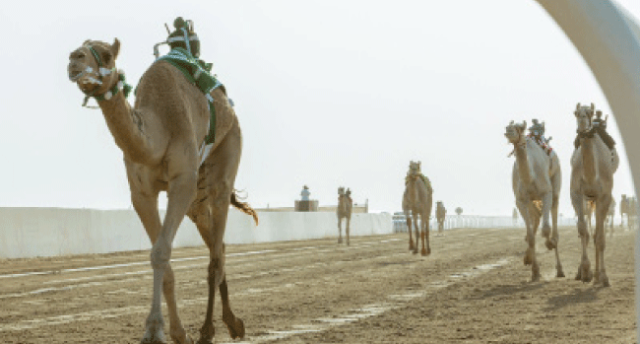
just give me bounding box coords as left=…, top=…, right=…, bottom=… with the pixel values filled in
left=0, top=225, right=635, bottom=344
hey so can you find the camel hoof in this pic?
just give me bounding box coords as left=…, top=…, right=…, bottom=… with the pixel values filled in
left=196, top=338, right=212, bottom=344
left=556, top=269, right=565, bottom=278
left=141, top=337, right=168, bottom=344
left=531, top=274, right=541, bottom=282
left=545, top=238, right=557, bottom=250
left=601, top=277, right=611, bottom=287
left=412, top=249, right=418, bottom=255
left=225, top=317, right=245, bottom=340
left=338, top=238, right=343, bottom=244
left=581, top=268, right=593, bottom=283
left=421, top=248, right=430, bottom=256
left=409, top=242, right=414, bottom=251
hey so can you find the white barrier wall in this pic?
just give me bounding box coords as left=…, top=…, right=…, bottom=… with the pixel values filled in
left=0, top=208, right=392, bottom=259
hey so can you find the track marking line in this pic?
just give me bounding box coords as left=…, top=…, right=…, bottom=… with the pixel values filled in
left=221, top=257, right=514, bottom=344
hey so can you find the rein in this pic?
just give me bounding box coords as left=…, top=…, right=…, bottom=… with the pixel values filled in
left=507, top=138, right=527, bottom=157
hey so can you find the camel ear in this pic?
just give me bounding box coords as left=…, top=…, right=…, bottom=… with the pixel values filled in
left=111, top=38, right=120, bottom=61
left=591, top=103, right=595, bottom=112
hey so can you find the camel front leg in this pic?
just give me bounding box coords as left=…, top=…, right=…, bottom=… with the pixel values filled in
left=421, top=213, right=430, bottom=256
left=551, top=194, right=564, bottom=277
left=130, top=182, right=192, bottom=344
left=412, top=213, right=420, bottom=255
left=337, top=217, right=343, bottom=244
left=540, top=192, right=554, bottom=249
left=594, top=196, right=611, bottom=286
left=405, top=214, right=414, bottom=251
left=571, top=190, right=592, bottom=283
left=143, top=172, right=197, bottom=344
left=346, top=216, right=351, bottom=246
left=517, top=199, right=539, bottom=281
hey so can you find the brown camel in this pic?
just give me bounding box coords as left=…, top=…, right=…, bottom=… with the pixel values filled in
left=505, top=121, right=564, bottom=281
left=68, top=38, right=258, bottom=343
left=620, top=194, right=636, bottom=230
left=402, top=161, right=433, bottom=256
left=337, top=187, right=353, bottom=245
left=436, top=201, right=446, bottom=236
left=571, top=103, right=619, bottom=287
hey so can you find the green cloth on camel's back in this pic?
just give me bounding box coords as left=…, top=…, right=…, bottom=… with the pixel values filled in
left=406, top=173, right=433, bottom=192
left=155, top=47, right=223, bottom=145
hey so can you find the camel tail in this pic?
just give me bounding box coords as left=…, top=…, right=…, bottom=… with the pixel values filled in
left=231, top=191, right=259, bottom=226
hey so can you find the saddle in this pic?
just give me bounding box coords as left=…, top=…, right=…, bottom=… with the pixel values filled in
left=573, top=124, right=616, bottom=151
left=527, top=134, right=554, bottom=156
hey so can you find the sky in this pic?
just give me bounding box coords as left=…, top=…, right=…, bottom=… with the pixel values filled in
left=1, top=0, right=639, bottom=217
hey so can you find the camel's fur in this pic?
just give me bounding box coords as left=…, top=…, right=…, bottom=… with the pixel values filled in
left=402, top=161, right=433, bottom=256
left=570, top=103, right=619, bottom=287
left=337, top=187, right=353, bottom=245
left=436, top=201, right=446, bottom=236
left=505, top=120, right=564, bottom=281
left=68, top=39, right=257, bottom=344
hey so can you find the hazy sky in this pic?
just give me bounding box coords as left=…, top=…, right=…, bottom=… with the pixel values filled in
left=1, top=1, right=639, bottom=216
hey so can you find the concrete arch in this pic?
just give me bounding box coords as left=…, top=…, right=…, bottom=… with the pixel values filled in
left=535, top=0, right=640, bottom=340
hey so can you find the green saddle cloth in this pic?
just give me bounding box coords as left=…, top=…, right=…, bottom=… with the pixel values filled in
left=156, top=47, right=223, bottom=144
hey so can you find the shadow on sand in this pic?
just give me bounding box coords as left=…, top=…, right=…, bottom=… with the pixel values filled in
left=469, top=282, right=545, bottom=301
left=543, top=286, right=601, bottom=312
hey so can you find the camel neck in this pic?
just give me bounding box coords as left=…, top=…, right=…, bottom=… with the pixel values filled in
left=98, top=92, right=154, bottom=164
left=514, top=140, right=532, bottom=185
left=580, top=137, right=598, bottom=186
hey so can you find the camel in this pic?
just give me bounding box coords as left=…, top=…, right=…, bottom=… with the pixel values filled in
left=505, top=121, right=564, bottom=281
left=628, top=197, right=638, bottom=231
left=620, top=194, right=630, bottom=229
left=337, top=187, right=353, bottom=245
left=402, top=161, right=433, bottom=256
left=570, top=103, right=619, bottom=287
left=68, top=37, right=258, bottom=343
left=436, top=201, right=446, bottom=236
left=512, top=207, right=519, bottom=226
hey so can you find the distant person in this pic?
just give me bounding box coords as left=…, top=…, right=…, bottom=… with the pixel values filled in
left=301, top=185, right=310, bottom=201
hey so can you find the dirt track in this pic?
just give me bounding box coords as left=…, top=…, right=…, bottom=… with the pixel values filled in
left=0, top=226, right=635, bottom=344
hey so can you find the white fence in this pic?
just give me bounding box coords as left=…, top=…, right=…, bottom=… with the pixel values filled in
left=0, top=208, right=393, bottom=259
left=392, top=214, right=577, bottom=233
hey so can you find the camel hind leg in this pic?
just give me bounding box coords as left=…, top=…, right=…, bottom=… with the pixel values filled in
left=594, top=196, right=611, bottom=286
left=551, top=194, right=564, bottom=277
left=189, top=123, right=245, bottom=343
left=405, top=214, right=414, bottom=251
left=337, top=217, right=343, bottom=244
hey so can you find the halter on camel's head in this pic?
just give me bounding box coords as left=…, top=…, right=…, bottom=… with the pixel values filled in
left=574, top=102, right=597, bottom=138
left=505, top=120, right=527, bottom=157
left=67, top=39, right=132, bottom=108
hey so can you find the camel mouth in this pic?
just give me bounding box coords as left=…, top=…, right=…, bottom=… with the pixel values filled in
left=68, top=69, right=84, bottom=82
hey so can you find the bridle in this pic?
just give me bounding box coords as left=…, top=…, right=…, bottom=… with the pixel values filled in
left=507, top=128, right=527, bottom=157
left=72, top=44, right=131, bottom=108
left=576, top=112, right=595, bottom=139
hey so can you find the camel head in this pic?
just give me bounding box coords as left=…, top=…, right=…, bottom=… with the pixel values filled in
left=346, top=188, right=351, bottom=197
left=68, top=39, right=121, bottom=101
left=574, top=102, right=595, bottom=133
left=504, top=120, right=527, bottom=145
left=338, top=187, right=345, bottom=195
left=408, top=161, right=421, bottom=176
